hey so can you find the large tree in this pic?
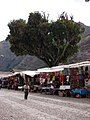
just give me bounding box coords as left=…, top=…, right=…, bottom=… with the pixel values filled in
left=85, top=0, right=90, bottom=2
left=6, top=12, right=84, bottom=67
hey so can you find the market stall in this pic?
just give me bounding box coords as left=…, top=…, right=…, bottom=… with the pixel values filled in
left=37, top=61, right=90, bottom=97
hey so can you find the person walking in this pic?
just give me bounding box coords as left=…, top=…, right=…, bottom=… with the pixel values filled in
left=24, top=83, right=30, bottom=100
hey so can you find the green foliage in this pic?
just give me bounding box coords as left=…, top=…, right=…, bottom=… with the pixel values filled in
left=6, top=11, right=84, bottom=67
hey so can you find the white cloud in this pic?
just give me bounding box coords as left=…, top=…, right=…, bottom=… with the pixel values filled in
left=0, top=0, right=90, bottom=41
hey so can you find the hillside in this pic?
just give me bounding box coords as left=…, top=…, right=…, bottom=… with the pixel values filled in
left=0, top=41, right=47, bottom=71
left=0, top=24, right=90, bottom=71
left=0, top=41, right=24, bottom=71
left=69, top=35, right=90, bottom=63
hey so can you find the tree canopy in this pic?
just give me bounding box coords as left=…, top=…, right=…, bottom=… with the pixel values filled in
left=85, top=0, right=90, bottom=2
left=6, top=11, right=84, bottom=67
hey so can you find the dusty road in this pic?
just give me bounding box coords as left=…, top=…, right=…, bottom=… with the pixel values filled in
left=0, top=89, right=90, bottom=120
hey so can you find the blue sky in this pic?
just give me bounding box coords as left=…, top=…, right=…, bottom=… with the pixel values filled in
left=0, top=0, right=90, bottom=41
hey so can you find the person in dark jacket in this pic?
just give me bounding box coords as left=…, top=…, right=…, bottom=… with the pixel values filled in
left=24, top=83, right=30, bottom=100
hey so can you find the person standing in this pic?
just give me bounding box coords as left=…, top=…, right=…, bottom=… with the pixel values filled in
left=0, top=79, right=2, bottom=89
left=24, top=83, right=30, bottom=100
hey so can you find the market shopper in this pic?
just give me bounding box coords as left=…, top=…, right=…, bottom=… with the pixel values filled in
left=24, top=83, right=30, bottom=100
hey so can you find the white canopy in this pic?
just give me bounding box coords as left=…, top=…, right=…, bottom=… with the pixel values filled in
left=37, top=67, right=51, bottom=72
left=50, top=67, right=64, bottom=72
left=21, top=71, right=40, bottom=77
left=0, top=72, right=15, bottom=78
left=69, top=61, right=90, bottom=68
left=51, top=61, right=90, bottom=69
left=37, top=61, right=90, bottom=72
left=37, top=67, right=64, bottom=73
left=0, top=61, right=89, bottom=78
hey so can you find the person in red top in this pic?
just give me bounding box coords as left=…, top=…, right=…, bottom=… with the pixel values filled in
left=60, top=73, right=65, bottom=85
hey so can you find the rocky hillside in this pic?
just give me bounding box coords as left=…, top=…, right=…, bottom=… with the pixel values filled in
left=0, top=24, right=90, bottom=71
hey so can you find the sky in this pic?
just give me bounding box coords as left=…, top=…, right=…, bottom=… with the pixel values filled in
left=0, top=0, right=90, bottom=41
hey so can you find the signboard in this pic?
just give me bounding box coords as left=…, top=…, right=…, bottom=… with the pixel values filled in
left=60, top=85, right=70, bottom=90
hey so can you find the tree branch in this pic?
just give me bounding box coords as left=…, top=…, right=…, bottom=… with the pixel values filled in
left=54, top=42, right=69, bottom=65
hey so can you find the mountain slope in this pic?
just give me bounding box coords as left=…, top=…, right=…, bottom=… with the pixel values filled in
left=69, top=35, right=90, bottom=63
left=0, top=41, right=24, bottom=71
left=0, top=41, right=47, bottom=71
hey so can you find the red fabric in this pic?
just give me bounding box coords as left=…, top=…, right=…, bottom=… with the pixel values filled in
left=60, top=74, right=65, bottom=82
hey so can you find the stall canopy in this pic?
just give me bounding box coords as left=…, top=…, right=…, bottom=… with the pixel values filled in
left=37, top=67, right=64, bottom=73
left=21, top=71, right=40, bottom=77
left=51, top=65, right=68, bottom=69
left=68, top=61, right=90, bottom=68
left=0, top=72, right=16, bottom=78
left=37, top=61, right=90, bottom=72
left=50, top=61, right=90, bottom=69
left=0, top=61, right=89, bottom=78
left=37, top=67, right=50, bottom=72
